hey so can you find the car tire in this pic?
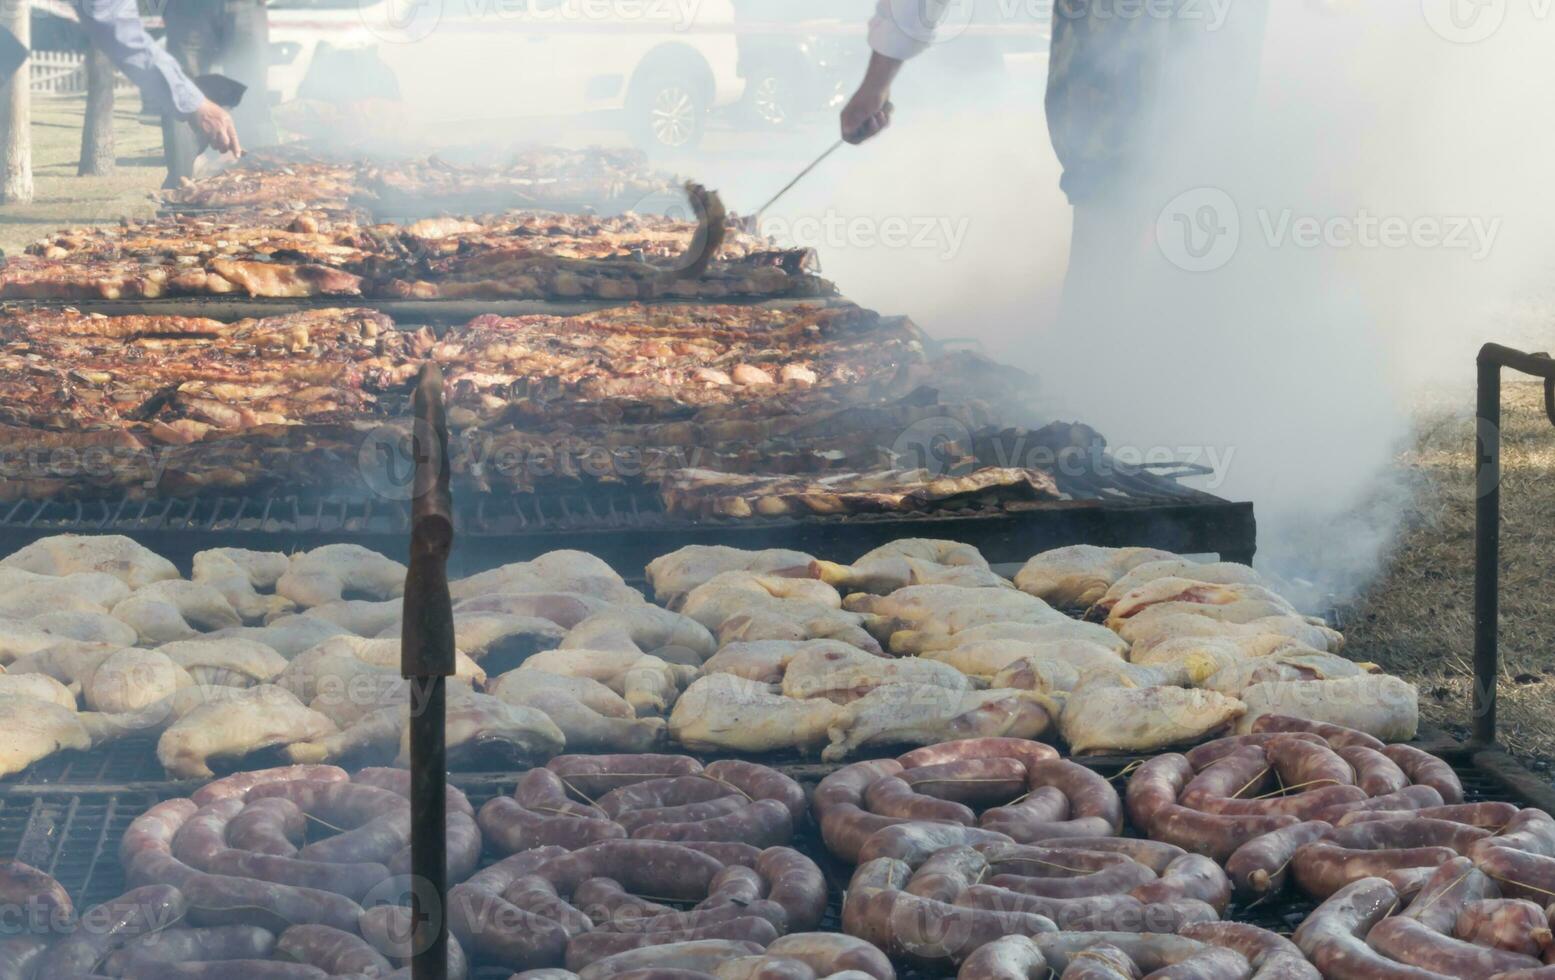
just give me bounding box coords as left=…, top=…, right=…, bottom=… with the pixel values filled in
left=627, top=69, right=708, bottom=153
left=745, top=72, right=797, bottom=130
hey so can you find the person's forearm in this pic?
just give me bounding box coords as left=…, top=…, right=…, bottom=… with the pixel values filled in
left=79, top=0, right=205, bottom=116
left=859, top=52, right=904, bottom=95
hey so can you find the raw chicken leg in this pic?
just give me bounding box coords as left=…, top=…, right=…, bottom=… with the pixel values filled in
left=700, top=639, right=875, bottom=684
left=843, top=585, right=1065, bottom=641
left=669, top=674, right=841, bottom=755
left=779, top=644, right=970, bottom=703
left=646, top=545, right=815, bottom=607
left=891, top=619, right=1129, bottom=657
left=559, top=607, right=716, bottom=664
left=83, top=648, right=193, bottom=713
left=1103, top=579, right=1300, bottom=631
left=209, top=615, right=353, bottom=658
left=302, top=599, right=403, bottom=636
left=813, top=539, right=1008, bottom=594
left=823, top=684, right=1055, bottom=762
left=488, top=670, right=666, bottom=752
left=1235, top=675, right=1418, bottom=741
left=517, top=648, right=694, bottom=717
left=0, top=695, right=91, bottom=776
left=1118, top=610, right=1344, bottom=655
left=111, top=581, right=243, bottom=644
left=1094, top=560, right=1266, bottom=613
left=914, top=637, right=1125, bottom=684
left=1013, top=545, right=1176, bottom=608
left=451, top=591, right=613, bottom=628
left=158, top=684, right=339, bottom=778
left=0, top=534, right=178, bottom=588
left=156, top=639, right=289, bottom=688
left=192, top=551, right=295, bottom=623
left=449, top=551, right=642, bottom=605
left=277, top=544, right=406, bottom=608
left=1059, top=682, right=1246, bottom=755
left=0, top=567, right=130, bottom=608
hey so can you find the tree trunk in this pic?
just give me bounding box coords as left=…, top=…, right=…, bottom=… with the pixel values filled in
left=79, top=44, right=114, bottom=176
left=0, top=0, right=31, bottom=204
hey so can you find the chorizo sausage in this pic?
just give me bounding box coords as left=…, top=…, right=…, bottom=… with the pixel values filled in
left=1139, top=948, right=1251, bottom=980
left=863, top=776, right=976, bottom=825
left=1225, top=821, right=1333, bottom=898
left=1147, top=807, right=1299, bottom=864
left=181, top=872, right=366, bottom=933
left=1023, top=760, right=1125, bottom=836
left=634, top=798, right=794, bottom=847
left=1061, top=943, right=1140, bottom=979
left=1367, top=917, right=1541, bottom=976
left=855, top=886, right=1058, bottom=970
left=37, top=884, right=187, bottom=976
left=1336, top=747, right=1409, bottom=797
left=980, top=787, right=1072, bottom=841
left=225, top=797, right=305, bottom=858
left=0, top=937, right=46, bottom=980
left=1126, top=755, right=1193, bottom=831
left=126, top=961, right=328, bottom=978
left=901, top=759, right=1028, bottom=807
left=1339, top=802, right=1520, bottom=831
left=897, top=737, right=1058, bottom=770
left=1481, top=809, right=1555, bottom=859
left=1327, top=818, right=1490, bottom=855
left=1267, top=736, right=1354, bottom=789
left=956, top=934, right=1047, bottom=980
left=954, top=886, right=1215, bottom=933
left=702, top=761, right=807, bottom=825
left=1249, top=715, right=1385, bottom=751
left=1380, top=745, right=1464, bottom=804
left=358, top=904, right=470, bottom=980
left=0, top=859, right=72, bottom=930
left=1292, top=877, right=1447, bottom=979
left=103, top=925, right=276, bottom=975
left=1178, top=922, right=1319, bottom=980
left=548, top=754, right=704, bottom=800
left=352, top=766, right=476, bottom=818
left=191, top=765, right=349, bottom=805
left=564, top=918, right=781, bottom=971
left=756, top=847, right=827, bottom=933
left=1198, top=786, right=1367, bottom=821
left=1130, top=854, right=1232, bottom=914
left=1032, top=933, right=1214, bottom=974
left=1473, top=845, right=1555, bottom=904
left=1026, top=837, right=1187, bottom=875
left=479, top=794, right=628, bottom=854
left=857, top=823, right=1013, bottom=868
left=1180, top=747, right=1272, bottom=811
left=1454, top=899, right=1553, bottom=957
left=1185, top=733, right=1326, bottom=770
left=1313, top=785, right=1446, bottom=824
left=573, top=941, right=765, bottom=980
left=815, top=760, right=908, bottom=863
left=981, top=844, right=1154, bottom=899
left=276, top=923, right=394, bottom=976
left=762, top=933, right=894, bottom=980
left=1291, top=843, right=1459, bottom=900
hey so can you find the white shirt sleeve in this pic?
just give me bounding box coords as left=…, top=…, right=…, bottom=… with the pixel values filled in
left=869, top=0, right=954, bottom=61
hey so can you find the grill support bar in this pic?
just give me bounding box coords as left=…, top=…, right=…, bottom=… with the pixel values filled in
left=1473, top=343, right=1555, bottom=746
left=402, top=364, right=456, bottom=980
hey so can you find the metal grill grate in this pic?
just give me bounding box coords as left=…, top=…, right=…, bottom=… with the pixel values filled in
left=0, top=757, right=1543, bottom=978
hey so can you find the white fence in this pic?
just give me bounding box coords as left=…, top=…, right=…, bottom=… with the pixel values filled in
left=30, top=50, right=136, bottom=97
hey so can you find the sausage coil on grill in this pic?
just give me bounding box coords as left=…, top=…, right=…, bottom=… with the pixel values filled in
left=103, top=925, right=277, bottom=974
left=36, top=884, right=187, bottom=976
left=818, top=745, right=1124, bottom=865
left=449, top=836, right=823, bottom=972
left=484, top=755, right=804, bottom=857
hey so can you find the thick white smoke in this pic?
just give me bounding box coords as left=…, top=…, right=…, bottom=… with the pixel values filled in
left=724, top=0, right=1555, bottom=598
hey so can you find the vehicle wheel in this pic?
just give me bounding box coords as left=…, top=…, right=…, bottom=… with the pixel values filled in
left=628, top=71, right=707, bottom=153
left=746, top=73, right=796, bottom=129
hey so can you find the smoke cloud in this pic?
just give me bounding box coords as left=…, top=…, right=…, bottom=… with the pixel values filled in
left=715, top=1, right=1555, bottom=599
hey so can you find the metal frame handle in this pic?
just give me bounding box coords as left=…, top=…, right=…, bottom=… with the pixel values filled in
left=402, top=363, right=455, bottom=980
left=1473, top=343, right=1555, bottom=746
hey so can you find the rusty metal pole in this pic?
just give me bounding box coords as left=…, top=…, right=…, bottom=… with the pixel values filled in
left=402, top=363, right=454, bottom=980
left=1472, top=344, right=1555, bottom=747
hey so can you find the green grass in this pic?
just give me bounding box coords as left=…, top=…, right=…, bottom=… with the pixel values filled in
left=0, top=94, right=167, bottom=253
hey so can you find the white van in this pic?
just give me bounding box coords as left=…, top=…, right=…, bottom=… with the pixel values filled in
left=267, top=0, right=745, bottom=152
